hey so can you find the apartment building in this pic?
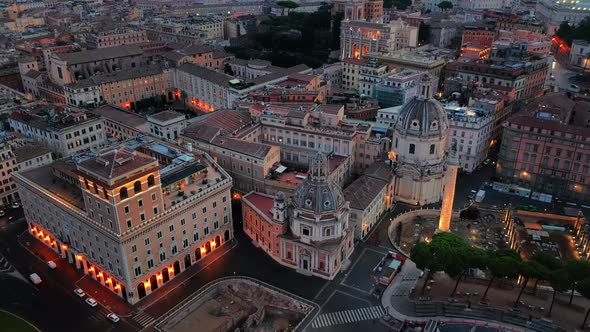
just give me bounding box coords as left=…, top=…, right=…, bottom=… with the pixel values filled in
left=570, top=40, right=590, bottom=70
left=95, top=105, right=149, bottom=141
left=14, top=138, right=233, bottom=304
left=497, top=94, right=590, bottom=202
left=147, top=111, right=186, bottom=141
left=340, top=19, right=417, bottom=60
left=86, top=28, right=148, bottom=49
left=49, top=45, right=145, bottom=86
left=446, top=106, right=494, bottom=173
left=9, top=104, right=107, bottom=158
left=64, top=65, right=175, bottom=109
left=0, top=133, right=20, bottom=206
left=535, top=0, right=590, bottom=34
left=375, top=69, right=424, bottom=108
left=14, top=142, right=53, bottom=173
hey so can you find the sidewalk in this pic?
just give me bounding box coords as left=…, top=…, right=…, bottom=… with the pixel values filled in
left=18, top=231, right=134, bottom=316
left=136, top=238, right=236, bottom=311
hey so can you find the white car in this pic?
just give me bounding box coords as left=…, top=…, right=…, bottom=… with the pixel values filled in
left=107, top=313, right=120, bottom=323
left=74, top=288, right=85, bottom=297
left=569, top=84, right=581, bottom=93
left=29, top=273, right=42, bottom=285
left=0, top=210, right=4, bottom=217
left=85, top=298, right=98, bottom=307
left=483, top=158, right=491, bottom=165
left=11, top=202, right=20, bottom=209
left=47, top=261, right=57, bottom=269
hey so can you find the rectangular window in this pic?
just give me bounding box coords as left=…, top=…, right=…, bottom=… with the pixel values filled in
left=138, top=200, right=143, bottom=207
left=131, top=244, right=137, bottom=252
left=144, top=238, right=150, bottom=245
left=157, top=231, right=162, bottom=239
left=169, top=225, right=174, bottom=232
left=181, top=218, right=186, bottom=226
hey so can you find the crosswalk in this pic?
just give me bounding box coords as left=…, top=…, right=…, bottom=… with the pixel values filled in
left=0, top=254, right=15, bottom=273
left=133, top=310, right=156, bottom=327
left=310, top=306, right=385, bottom=329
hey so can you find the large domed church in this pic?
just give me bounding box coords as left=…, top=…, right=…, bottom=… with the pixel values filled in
left=242, top=152, right=354, bottom=280
left=391, top=74, right=451, bottom=206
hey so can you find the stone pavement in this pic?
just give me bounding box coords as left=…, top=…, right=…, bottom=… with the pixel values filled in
left=381, top=261, right=584, bottom=331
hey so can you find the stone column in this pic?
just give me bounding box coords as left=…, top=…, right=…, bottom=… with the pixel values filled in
left=439, top=147, right=459, bottom=232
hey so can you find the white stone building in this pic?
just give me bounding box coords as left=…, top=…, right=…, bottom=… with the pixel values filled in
left=391, top=74, right=450, bottom=205
left=445, top=105, right=493, bottom=173
left=147, top=111, right=187, bottom=141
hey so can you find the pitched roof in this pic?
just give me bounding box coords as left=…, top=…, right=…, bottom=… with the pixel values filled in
left=190, top=109, right=253, bottom=134
left=243, top=192, right=275, bottom=221
left=343, top=175, right=388, bottom=210
left=177, top=63, right=234, bottom=87
left=182, top=124, right=221, bottom=143
left=55, top=44, right=143, bottom=65
left=14, top=143, right=51, bottom=163
left=211, top=137, right=272, bottom=159
left=77, top=147, right=156, bottom=180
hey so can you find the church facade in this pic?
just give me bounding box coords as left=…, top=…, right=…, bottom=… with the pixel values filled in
left=391, top=74, right=451, bottom=206
left=242, top=153, right=354, bottom=280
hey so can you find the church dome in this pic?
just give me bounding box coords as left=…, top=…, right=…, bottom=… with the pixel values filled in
left=396, top=74, right=448, bottom=137
left=292, top=153, right=346, bottom=214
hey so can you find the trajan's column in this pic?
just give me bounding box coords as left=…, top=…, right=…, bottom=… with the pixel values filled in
left=438, top=143, right=459, bottom=231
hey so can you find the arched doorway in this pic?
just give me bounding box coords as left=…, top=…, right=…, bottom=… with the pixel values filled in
left=184, top=254, right=192, bottom=268
left=173, top=261, right=181, bottom=275
left=150, top=275, right=158, bottom=291
left=205, top=241, right=211, bottom=254
left=195, top=249, right=202, bottom=261
left=215, top=235, right=221, bottom=247
left=224, top=230, right=230, bottom=241
left=137, top=283, right=146, bottom=299
left=162, top=268, right=169, bottom=283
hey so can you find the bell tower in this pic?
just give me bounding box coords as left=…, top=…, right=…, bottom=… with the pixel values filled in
left=271, top=192, right=288, bottom=223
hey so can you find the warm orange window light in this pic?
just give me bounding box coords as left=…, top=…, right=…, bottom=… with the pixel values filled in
left=89, top=266, right=95, bottom=272
left=144, top=281, right=151, bottom=288
left=210, top=240, right=216, bottom=247
left=114, top=284, right=121, bottom=290
left=44, top=236, right=51, bottom=242
left=106, top=278, right=112, bottom=284
left=200, top=247, right=206, bottom=254
left=76, top=254, right=82, bottom=260
left=157, top=273, right=163, bottom=281
left=97, top=272, right=103, bottom=278
left=167, top=266, right=174, bottom=273
left=61, top=244, right=68, bottom=250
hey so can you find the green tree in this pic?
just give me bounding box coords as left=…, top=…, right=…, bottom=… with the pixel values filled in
left=531, top=252, right=561, bottom=295
left=451, top=246, right=487, bottom=296
left=482, top=250, right=522, bottom=300
left=437, top=0, right=453, bottom=10
left=418, top=22, right=430, bottom=46
left=514, top=261, right=543, bottom=307
left=565, top=259, right=590, bottom=305
left=410, top=241, right=433, bottom=294
left=548, top=269, right=571, bottom=316
left=577, top=278, right=590, bottom=328
left=277, top=0, right=299, bottom=15
left=555, top=21, right=574, bottom=46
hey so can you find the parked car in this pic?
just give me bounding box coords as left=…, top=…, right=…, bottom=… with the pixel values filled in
left=47, top=261, right=57, bottom=269
left=107, top=313, right=120, bottom=323
left=85, top=298, right=98, bottom=307
left=484, top=181, right=493, bottom=188
left=483, top=158, right=491, bottom=165
left=569, top=84, right=581, bottom=93
left=0, top=210, right=4, bottom=217
left=468, top=190, right=477, bottom=200
left=74, top=288, right=85, bottom=297
left=11, top=202, right=20, bottom=209
left=29, top=273, right=42, bottom=285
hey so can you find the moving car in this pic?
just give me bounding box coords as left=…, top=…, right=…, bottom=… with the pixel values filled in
left=483, top=158, right=491, bottom=165
left=107, top=313, right=120, bottom=323
left=85, top=298, right=98, bottom=307
left=29, top=273, right=42, bottom=285
left=74, top=288, right=85, bottom=297
left=47, top=261, right=57, bottom=269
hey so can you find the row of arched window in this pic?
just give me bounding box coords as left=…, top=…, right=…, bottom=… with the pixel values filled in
left=119, top=175, right=156, bottom=200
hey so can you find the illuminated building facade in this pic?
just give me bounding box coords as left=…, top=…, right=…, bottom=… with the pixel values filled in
left=340, top=19, right=417, bottom=59
left=242, top=152, right=354, bottom=279
left=14, top=140, right=233, bottom=304
left=497, top=94, right=590, bottom=202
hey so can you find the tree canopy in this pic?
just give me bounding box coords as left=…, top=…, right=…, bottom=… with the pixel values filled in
left=384, top=0, right=412, bottom=10
left=555, top=17, right=590, bottom=46
left=437, top=1, right=453, bottom=10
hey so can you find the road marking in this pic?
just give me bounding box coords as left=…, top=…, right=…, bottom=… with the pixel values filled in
left=310, top=306, right=385, bottom=329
